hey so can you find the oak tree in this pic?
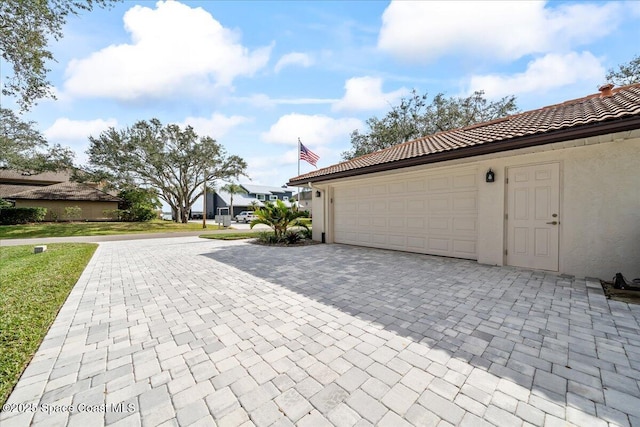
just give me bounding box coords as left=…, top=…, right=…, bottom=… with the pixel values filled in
left=86, top=119, right=247, bottom=223
left=342, top=90, right=518, bottom=160
left=0, top=0, right=120, bottom=110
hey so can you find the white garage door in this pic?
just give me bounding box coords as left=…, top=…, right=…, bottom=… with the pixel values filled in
left=333, top=167, right=478, bottom=259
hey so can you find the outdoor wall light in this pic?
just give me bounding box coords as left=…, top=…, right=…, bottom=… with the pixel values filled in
left=486, top=169, right=495, bottom=183
left=315, top=190, right=321, bottom=197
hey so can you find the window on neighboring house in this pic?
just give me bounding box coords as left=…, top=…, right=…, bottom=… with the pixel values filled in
left=256, top=194, right=266, bottom=201
left=283, top=196, right=289, bottom=201
left=269, top=195, right=278, bottom=201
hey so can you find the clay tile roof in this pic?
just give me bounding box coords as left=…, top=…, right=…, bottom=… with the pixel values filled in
left=5, top=182, right=121, bottom=202
left=288, top=83, right=640, bottom=185
left=0, top=169, right=71, bottom=184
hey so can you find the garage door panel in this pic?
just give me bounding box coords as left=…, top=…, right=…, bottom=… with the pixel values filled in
left=407, top=179, right=426, bottom=192
left=389, top=182, right=405, bottom=193
left=453, top=173, right=477, bottom=189
left=358, top=186, right=372, bottom=197
left=371, top=217, right=387, bottom=228
left=428, top=176, right=450, bottom=191
left=358, top=233, right=372, bottom=243
left=372, top=184, right=388, bottom=195
left=407, top=200, right=425, bottom=212
left=389, top=218, right=406, bottom=231
left=429, top=217, right=450, bottom=232
left=453, top=239, right=476, bottom=255
left=453, top=217, right=477, bottom=233
left=429, top=197, right=450, bottom=212
left=357, top=201, right=371, bottom=213
left=407, top=217, right=425, bottom=229
left=452, top=192, right=477, bottom=211
left=388, top=235, right=406, bottom=247
left=333, top=167, right=478, bottom=260
left=389, top=199, right=405, bottom=212
left=428, top=237, right=450, bottom=252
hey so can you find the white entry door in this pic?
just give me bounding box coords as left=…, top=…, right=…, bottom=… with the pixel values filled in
left=507, top=162, right=560, bottom=271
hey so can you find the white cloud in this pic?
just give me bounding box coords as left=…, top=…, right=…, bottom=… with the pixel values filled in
left=63, top=1, right=272, bottom=100
left=233, top=94, right=339, bottom=109
left=261, top=114, right=362, bottom=146
left=332, top=76, right=408, bottom=112
left=378, top=1, right=620, bottom=62
left=44, top=118, right=118, bottom=141
left=469, top=52, right=605, bottom=98
left=274, top=52, right=314, bottom=73
left=179, top=113, right=250, bottom=139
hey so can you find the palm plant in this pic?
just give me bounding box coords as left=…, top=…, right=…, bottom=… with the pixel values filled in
left=220, top=183, right=247, bottom=218
left=250, top=199, right=309, bottom=240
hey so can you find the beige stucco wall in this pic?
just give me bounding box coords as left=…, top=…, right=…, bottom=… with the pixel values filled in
left=312, top=130, right=640, bottom=279
left=14, top=200, right=119, bottom=221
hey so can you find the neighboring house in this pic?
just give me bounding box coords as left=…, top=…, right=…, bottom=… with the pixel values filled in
left=297, top=189, right=313, bottom=215
left=206, top=184, right=296, bottom=218
left=1, top=170, right=121, bottom=221
left=288, top=83, right=640, bottom=279
left=0, top=170, right=70, bottom=199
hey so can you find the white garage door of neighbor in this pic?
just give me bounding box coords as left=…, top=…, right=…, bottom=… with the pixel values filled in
left=333, top=168, right=479, bottom=259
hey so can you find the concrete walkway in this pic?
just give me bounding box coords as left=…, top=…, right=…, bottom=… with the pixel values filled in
left=1, top=237, right=639, bottom=426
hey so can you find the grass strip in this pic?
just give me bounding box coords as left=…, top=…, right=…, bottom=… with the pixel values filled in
left=0, top=220, right=222, bottom=239
left=0, top=243, right=97, bottom=405
left=199, top=232, right=261, bottom=240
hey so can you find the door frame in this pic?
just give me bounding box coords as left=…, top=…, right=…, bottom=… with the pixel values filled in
left=504, top=161, right=562, bottom=271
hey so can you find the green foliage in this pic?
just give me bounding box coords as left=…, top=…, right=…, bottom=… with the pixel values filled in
left=85, top=118, right=247, bottom=223
left=1, top=0, right=120, bottom=111
left=341, top=90, right=518, bottom=160
left=250, top=200, right=309, bottom=239
left=256, top=231, right=280, bottom=244
left=220, top=183, right=247, bottom=217
left=606, top=54, right=640, bottom=86
left=284, top=230, right=303, bottom=244
left=64, top=206, right=82, bottom=221
left=0, top=108, right=74, bottom=172
left=117, top=187, right=160, bottom=222
left=300, top=227, right=313, bottom=240
left=0, top=199, right=12, bottom=208
left=0, top=243, right=97, bottom=405
left=0, top=207, right=47, bottom=225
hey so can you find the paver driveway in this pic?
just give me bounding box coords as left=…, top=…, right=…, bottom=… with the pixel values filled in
left=2, top=237, right=640, bottom=427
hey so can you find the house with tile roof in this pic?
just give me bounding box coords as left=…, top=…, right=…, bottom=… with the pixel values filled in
left=1, top=170, right=121, bottom=221
left=288, top=83, right=640, bottom=279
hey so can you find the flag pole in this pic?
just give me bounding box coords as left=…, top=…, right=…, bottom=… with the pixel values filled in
left=297, top=137, right=301, bottom=209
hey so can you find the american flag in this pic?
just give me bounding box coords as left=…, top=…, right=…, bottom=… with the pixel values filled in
left=299, top=141, right=319, bottom=167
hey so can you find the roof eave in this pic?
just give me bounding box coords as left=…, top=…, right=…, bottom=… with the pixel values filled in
left=287, top=115, right=640, bottom=186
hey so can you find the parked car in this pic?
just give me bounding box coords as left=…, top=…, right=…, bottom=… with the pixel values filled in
left=234, top=211, right=257, bottom=223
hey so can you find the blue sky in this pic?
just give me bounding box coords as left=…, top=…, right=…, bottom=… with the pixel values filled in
left=5, top=0, right=640, bottom=192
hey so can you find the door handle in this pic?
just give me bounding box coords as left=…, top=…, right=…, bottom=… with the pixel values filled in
left=546, top=221, right=558, bottom=225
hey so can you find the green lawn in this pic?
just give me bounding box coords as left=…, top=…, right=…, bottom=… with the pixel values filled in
left=0, top=220, right=222, bottom=240
left=0, top=243, right=98, bottom=406
left=199, top=231, right=261, bottom=240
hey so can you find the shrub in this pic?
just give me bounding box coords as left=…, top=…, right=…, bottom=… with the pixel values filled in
left=300, top=227, right=312, bottom=240
left=117, top=187, right=160, bottom=222
left=284, top=230, right=302, bottom=244
left=257, top=231, right=279, bottom=244
left=64, top=206, right=83, bottom=221
left=0, top=207, right=47, bottom=225
left=250, top=200, right=309, bottom=239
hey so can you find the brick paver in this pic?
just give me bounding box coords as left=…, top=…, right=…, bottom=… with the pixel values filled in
left=2, top=237, right=640, bottom=426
